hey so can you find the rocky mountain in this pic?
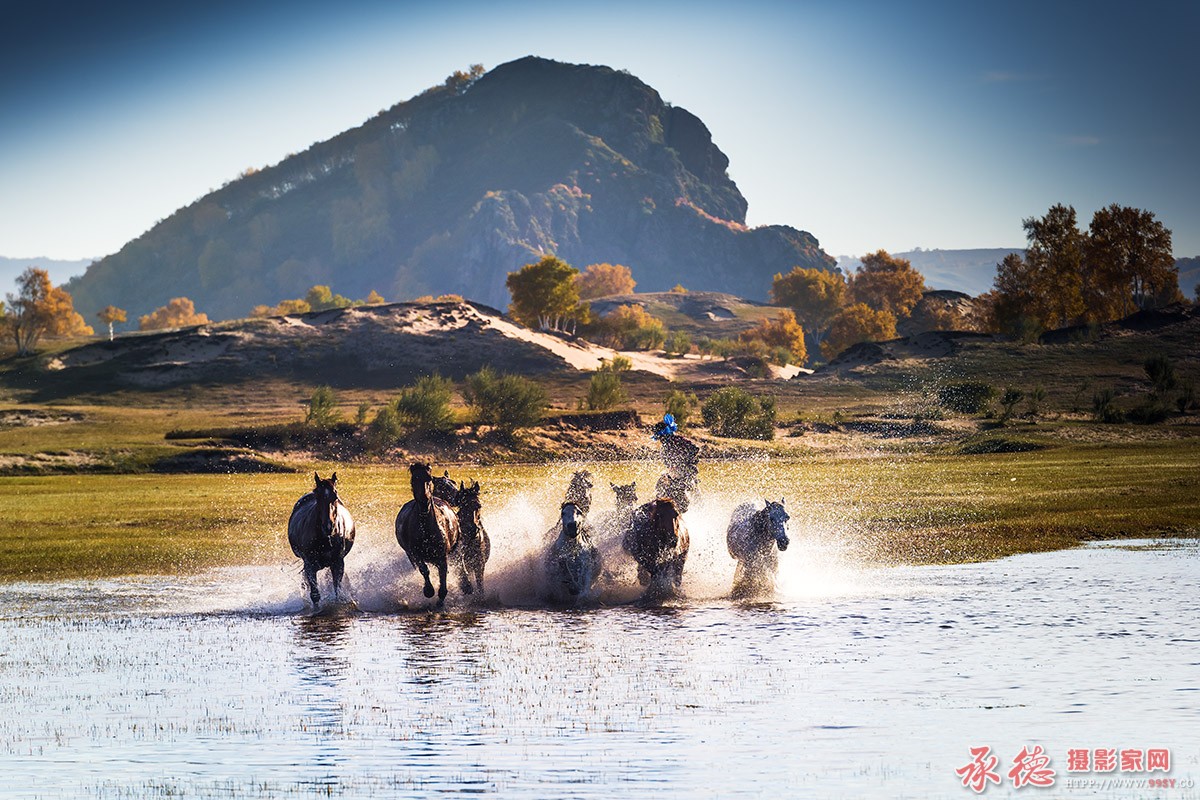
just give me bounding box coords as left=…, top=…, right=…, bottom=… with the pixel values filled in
left=64, top=57, right=834, bottom=322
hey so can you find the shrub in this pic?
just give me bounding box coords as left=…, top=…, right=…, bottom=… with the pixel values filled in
left=305, top=386, right=341, bottom=428
left=1092, top=388, right=1124, bottom=423
left=585, top=360, right=628, bottom=410
left=1127, top=402, right=1171, bottom=424
left=664, top=330, right=692, bottom=355
left=588, top=304, right=666, bottom=350
left=1177, top=381, right=1195, bottom=414
left=937, top=382, right=997, bottom=414
left=664, top=389, right=698, bottom=428
left=355, top=402, right=371, bottom=426
left=1144, top=355, right=1177, bottom=397
left=391, top=374, right=455, bottom=436
left=367, top=404, right=405, bottom=448
left=701, top=387, right=776, bottom=440
left=999, top=387, right=1024, bottom=423
left=464, top=367, right=547, bottom=430
left=1026, top=385, right=1046, bottom=419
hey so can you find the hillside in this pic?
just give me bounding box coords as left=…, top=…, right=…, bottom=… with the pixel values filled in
left=63, top=57, right=834, bottom=323
left=585, top=291, right=785, bottom=338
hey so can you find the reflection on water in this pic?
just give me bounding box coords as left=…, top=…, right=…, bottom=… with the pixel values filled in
left=0, top=540, right=1196, bottom=798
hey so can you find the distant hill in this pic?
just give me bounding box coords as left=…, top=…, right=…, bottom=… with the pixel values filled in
left=586, top=291, right=786, bottom=338
left=64, top=56, right=834, bottom=322
left=836, top=248, right=1022, bottom=296
left=0, top=256, right=93, bottom=297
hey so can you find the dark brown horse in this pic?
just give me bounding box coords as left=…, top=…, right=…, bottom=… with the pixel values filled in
left=621, top=497, right=689, bottom=596
left=432, top=471, right=459, bottom=506
left=395, top=463, right=462, bottom=606
left=454, top=480, right=491, bottom=595
left=288, top=472, right=356, bottom=606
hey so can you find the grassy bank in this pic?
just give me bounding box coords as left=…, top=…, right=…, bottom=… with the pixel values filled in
left=2, top=438, right=1196, bottom=582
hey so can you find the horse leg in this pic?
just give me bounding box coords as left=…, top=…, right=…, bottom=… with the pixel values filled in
left=416, top=561, right=436, bottom=598
left=435, top=557, right=449, bottom=606
left=457, top=548, right=474, bottom=595
left=303, top=559, right=321, bottom=606
left=330, top=556, right=346, bottom=602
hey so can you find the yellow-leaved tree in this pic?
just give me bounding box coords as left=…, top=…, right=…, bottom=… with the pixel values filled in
left=96, top=305, right=127, bottom=341
left=576, top=263, right=636, bottom=300
left=139, top=298, right=210, bottom=331
left=3, top=267, right=94, bottom=355
left=820, top=303, right=897, bottom=360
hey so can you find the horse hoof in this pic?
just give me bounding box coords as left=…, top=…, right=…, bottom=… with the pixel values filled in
left=423, top=585, right=435, bottom=598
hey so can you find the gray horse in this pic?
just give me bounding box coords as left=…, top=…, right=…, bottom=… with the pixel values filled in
left=545, top=502, right=600, bottom=602
left=288, top=472, right=356, bottom=606
left=726, top=499, right=791, bottom=597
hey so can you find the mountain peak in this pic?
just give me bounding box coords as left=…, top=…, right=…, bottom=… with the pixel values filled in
left=67, top=58, right=833, bottom=321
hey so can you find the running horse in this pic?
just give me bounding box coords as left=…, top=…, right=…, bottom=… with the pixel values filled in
left=564, top=470, right=595, bottom=516
left=454, top=480, right=491, bottom=595
left=288, top=472, right=356, bottom=606
left=545, top=502, right=600, bottom=602
left=395, top=463, right=463, bottom=606
left=726, top=499, right=791, bottom=597
left=622, top=497, right=689, bottom=597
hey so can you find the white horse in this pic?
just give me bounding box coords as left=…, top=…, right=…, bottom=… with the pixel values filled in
left=726, top=499, right=790, bottom=597
left=545, top=502, right=600, bottom=602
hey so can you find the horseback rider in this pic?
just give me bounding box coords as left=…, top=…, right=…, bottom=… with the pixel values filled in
left=651, top=414, right=699, bottom=512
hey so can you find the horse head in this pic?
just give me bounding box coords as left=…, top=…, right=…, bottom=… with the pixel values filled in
left=762, top=497, right=791, bottom=551
left=313, top=472, right=340, bottom=536
left=456, top=480, right=482, bottom=528
left=432, top=470, right=459, bottom=505
left=611, top=481, right=637, bottom=510
left=565, top=470, right=594, bottom=514
left=409, top=462, right=435, bottom=508
left=560, top=502, right=585, bottom=538
left=650, top=497, right=681, bottom=549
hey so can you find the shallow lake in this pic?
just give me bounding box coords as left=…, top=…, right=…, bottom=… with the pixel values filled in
left=0, top=477, right=1197, bottom=798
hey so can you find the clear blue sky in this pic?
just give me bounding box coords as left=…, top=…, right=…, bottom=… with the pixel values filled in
left=2, top=0, right=1197, bottom=262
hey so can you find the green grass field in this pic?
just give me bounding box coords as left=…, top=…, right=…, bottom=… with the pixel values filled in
left=2, top=438, right=1196, bottom=582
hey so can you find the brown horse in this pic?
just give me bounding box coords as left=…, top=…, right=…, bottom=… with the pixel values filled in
left=622, top=497, right=689, bottom=596
left=454, top=480, right=491, bottom=594
left=288, top=472, right=356, bottom=606
left=395, top=463, right=462, bottom=606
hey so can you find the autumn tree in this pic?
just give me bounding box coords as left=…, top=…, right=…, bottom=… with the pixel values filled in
left=848, top=251, right=926, bottom=318
left=139, top=297, right=210, bottom=331
left=305, top=285, right=353, bottom=311
left=3, top=268, right=94, bottom=355
left=1085, top=204, right=1180, bottom=318
left=506, top=255, right=589, bottom=332
left=771, top=266, right=847, bottom=351
left=738, top=309, right=807, bottom=364
left=588, top=304, right=666, bottom=350
left=820, top=303, right=897, bottom=360
left=96, top=305, right=127, bottom=341
left=1022, top=204, right=1087, bottom=329
left=576, top=263, right=636, bottom=300
left=363, top=290, right=387, bottom=306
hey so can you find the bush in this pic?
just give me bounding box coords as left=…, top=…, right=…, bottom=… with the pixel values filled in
left=1144, top=355, right=1177, bottom=397
left=392, top=374, right=455, bottom=436
left=999, top=387, right=1024, bottom=423
left=464, top=367, right=547, bottom=430
left=585, top=360, right=628, bottom=410
left=1092, top=388, right=1124, bottom=423
left=664, top=330, right=692, bottom=355
left=701, top=387, right=776, bottom=440
left=664, top=389, right=698, bottom=428
left=1127, top=402, right=1171, bottom=424
left=367, top=404, right=405, bottom=449
left=937, top=382, right=997, bottom=414
left=305, top=386, right=341, bottom=428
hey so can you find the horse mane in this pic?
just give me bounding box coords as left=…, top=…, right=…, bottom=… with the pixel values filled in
left=409, top=463, right=434, bottom=511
